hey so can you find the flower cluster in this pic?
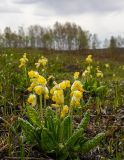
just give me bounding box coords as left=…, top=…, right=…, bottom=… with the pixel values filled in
left=35, top=56, right=48, bottom=68
left=27, top=94, right=37, bottom=107
left=27, top=70, right=49, bottom=106
left=86, top=54, right=93, bottom=64
left=96, top=67, right=103, bottom=78
left=50, top=80, right=70, bottom=106
left=105, top=63, right=110, bottom=68
left=26, top=54, right=104, bottom=118
left=70, top=80, right=84, bottom=107
left=60, top=105, right=69, bottom=118
left=82, top=66, right=92, bottom=77
left=74, top=72, right=80, bottom=80
left=19, top=53, right=28, bottom=68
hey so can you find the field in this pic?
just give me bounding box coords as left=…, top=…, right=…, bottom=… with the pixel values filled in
left=0, top=48, right=124, bottom=160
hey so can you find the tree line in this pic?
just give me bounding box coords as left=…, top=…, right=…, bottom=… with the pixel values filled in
left=0, top=22, right=124, bottom=50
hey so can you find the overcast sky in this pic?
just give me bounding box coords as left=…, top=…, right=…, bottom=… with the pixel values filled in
left=0, top=0, right=124, bottom=40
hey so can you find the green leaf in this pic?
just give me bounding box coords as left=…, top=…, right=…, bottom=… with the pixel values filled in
left=60, top=115, right=72, bottom=142
left=80, top=132, right=105, bottom=153
left=77, top=110, right=90, bottom=130
left=57, top=149, right=69, bottom=160
left=41, top=128, right=56, bottom=152
left=45, top=107, right=56, bottom=132
left=18, top=118, right=36, bottom=143
left=65, top=128, right=84, bottom=150
left=26, top=106, right=41, bottom=127
left=96, top=86, right=106, bottom=93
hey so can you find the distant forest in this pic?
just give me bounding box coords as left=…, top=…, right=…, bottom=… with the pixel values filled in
left=0, top=22, right=124, bottom=50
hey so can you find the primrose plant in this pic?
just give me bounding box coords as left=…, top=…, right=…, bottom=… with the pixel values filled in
left=18, top=57, right=105, bottom=159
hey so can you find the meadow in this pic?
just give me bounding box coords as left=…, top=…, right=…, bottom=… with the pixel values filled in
left=0, top=48, right=124, bottom=160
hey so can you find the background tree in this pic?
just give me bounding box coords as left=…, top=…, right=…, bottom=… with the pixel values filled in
left=4, top=27, right=12, bottom=47
left=109, top=36, right=117, bottom=49
left=91, top=34, right=100, bottom=49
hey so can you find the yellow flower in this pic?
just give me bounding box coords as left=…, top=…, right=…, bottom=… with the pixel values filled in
left=71, top=80, right=84, bottom=92
left=60, top=112, right=65, bottom=118
left=87, top=66, right=92, bottom=72
left=34, top=85, right=49, bottom=96
left=65, top=80, right=71, bottom=88
left=50, top=83, right=61, bottom=94
left=27, top=94, right=37, bottom=106
left=71, top=90, right=82, bottom=99
left=28, top=70, right=39, bottom=78
left=27, top=86, right=33, bottom=92
left=34, top=85, right=44, bottom=95
left=35, top=56, right=48, bottom=68
left=59, top=80, right=71, bottom=89
left=86, top=54, right=93, bottom=64
left=96, top=70, right=103, bottom=78
left=52, top=89, right=64, bottom=105
left=37, top=75, right=47, bottom=85
left=19, top=53, right=28, bottom=68
left=63, top=105, right=69, bottom=113
left=59, top=81, right=67, bottom=89
left=44, top=87, right=49, bottom=99
left=23, top=53, right=27, bottom=58
left=44, top=93, right=49, bottom=99
left=70, top=90, right=83, bottom=107
left=70, top=98, right=80, bottom=107
left=35, top=62, right=40, bottom=68
left=74, top=72, right=80, bottom=80
left=27, top=82, right=37, bottom=92
left=60, top=105, right=69, bottom=118
left=105, top=64, right=110, bottom=68
left=40, top=57, right=48, bottom=66
left=51, top=104, right=60, bottom=108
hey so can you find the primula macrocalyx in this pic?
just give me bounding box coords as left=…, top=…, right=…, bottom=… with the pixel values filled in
left=19, top=53, right=28, bottom=68
left=86, top=54, right=93, bottom=64
left=71, top=80, right=84, bottom=92
left=44, top=93, right=49, bottom=99
left=59, top=80, right=71, bottom=89
left=82, top=66, right=92, bottom=77
left=105, top=63, right=110, bottom=68
left=52, top=89, right=64, bottom=105
left=44, top=87, right=49, bottom=99
left=65, top=80, right=71, bottom=87
left=28, top=70, right=39, bottom=78
left=34, top=85, right=49, bottom=96
left=27, top=82, right=37, bottom=92
left=61, top=105, right=69, bottom=118
left=70, top=90, right=83, bottom=107
left=35, top=56, right=48, bottom=68
left=27, top=94, right=37, bottom=106
left=82, top=70, right=89, bottom=77
left=74, top=72, right=80, bottom=80
left=63, top=105, right=69, bottom=113
left=34, top=85, right=44, bottom=95
left=59, top=81, right=66, bottom=89
left=37, top=75, right=47, bottom=85
left=71, top=90, right=82, bottom=99
left=96, top=71, right=103, bottom=78
left=50, top=84, right=60, bottom=94
left=51, top=104, right=60, bottom=108
left=96, top=68, right=103, bottom=78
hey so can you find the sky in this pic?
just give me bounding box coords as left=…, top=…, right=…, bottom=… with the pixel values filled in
left=0, top=0, right=124, bottom=40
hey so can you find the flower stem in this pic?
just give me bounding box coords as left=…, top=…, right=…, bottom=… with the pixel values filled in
left=39, top=95, right=43, bottom=121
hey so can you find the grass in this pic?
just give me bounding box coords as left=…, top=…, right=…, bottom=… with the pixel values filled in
left=0, top=48, right=124, bottom=159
